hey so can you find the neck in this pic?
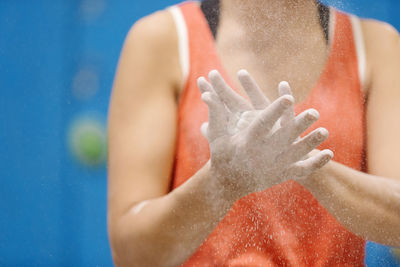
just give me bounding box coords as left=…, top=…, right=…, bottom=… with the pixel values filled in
left=218, top=0, right=325, bottom=50
left=216, top=0, right=328, bottom=57
left=220, top=0, right=320, bottom=28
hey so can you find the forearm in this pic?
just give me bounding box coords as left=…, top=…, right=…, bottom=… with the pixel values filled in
left=298, top=160, right=400, bottom=247
left=110, top=161, right=237, bottom=267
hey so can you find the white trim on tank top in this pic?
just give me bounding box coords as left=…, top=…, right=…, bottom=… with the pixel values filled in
left=350, top=15, right=367, bottom=94
left=328, top=9, right=366, bottom=95
left=168, top=5, right=190, bottom=88
left=329, top=8, right=336, bottom=47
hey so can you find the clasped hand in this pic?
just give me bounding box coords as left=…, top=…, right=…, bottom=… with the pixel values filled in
left=197, top=70, right=333, bottom=199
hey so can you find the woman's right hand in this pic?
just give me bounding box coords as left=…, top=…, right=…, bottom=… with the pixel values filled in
left=197, top=70, right=333, bottom=199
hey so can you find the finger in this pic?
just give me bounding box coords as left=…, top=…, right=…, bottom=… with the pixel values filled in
left=278, top=81, right=293, bottom=97
left=236, top=111, right=258, bottom=131
left=278, top=81, right=295, bottom=127
left=209, top=70, right=252, bottom=113
left=197, top=77, right=221, bottom=139
left=237, top=69, right=270, bottom=109
left=247, top=95, right=294, bottom=139
left=286, top=149, right=333, bottom=179
left=197, top=76, right=215, bottom=93
left=200, top=122, right=209, bottom=139
left=278, top=128, right=329, bottom=165
left=271, top=108, right=320, bottom=147
left=201, top=91, right=229, bottom=141
left=197, top=76, right=225, bottom=139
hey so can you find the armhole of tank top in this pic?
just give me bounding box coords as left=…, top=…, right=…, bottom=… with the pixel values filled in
left=168, top=6, right=190, bottom=90
left=350, top=15, right=367, bottom=94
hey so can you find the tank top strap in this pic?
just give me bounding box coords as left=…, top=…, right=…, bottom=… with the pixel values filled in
left=168, top=1, right=218, bottom=188
left=172, top=1, right=237, bottom=100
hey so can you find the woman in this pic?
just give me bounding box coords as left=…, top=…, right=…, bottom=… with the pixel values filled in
left=107, top=0, right=400, bottom=266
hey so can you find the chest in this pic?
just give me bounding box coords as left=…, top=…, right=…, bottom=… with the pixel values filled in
left=172, top=4, right=367, bottom=189
left=215, top=29, right=330, bottom=104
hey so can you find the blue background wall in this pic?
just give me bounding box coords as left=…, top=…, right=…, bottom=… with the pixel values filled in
left=0, top=0, right=399, bottom=266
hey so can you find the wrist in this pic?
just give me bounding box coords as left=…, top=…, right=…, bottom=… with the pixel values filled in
left=209, top=160, right=251, bottom=203
left=172, top=161, right=238, bottom=219
left=297, top=158, right=331, bottom=193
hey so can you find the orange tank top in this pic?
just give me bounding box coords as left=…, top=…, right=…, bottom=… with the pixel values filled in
left=170, top=2, right=366, bottom=266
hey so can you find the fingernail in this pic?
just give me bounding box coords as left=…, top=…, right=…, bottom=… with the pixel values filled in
left=326, top=150, right=334, bottom=158
left=279, top=81, right=290, bottom=89
left=237, top=69, right=248, bottom=77
left=316, top=133, right=324, bottom=141
left=320, top=150, right=333, bottom=164
left=317, top=128, right=328, bottom=139
left=281, top=96, right=294, bottom=107
left=209, top=69, right=219, bottom=79
left=197, top=76, right=206, bottom=86
left=306, top=109, right=319, bottom=120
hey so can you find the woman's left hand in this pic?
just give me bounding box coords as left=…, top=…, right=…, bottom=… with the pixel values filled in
left=198, top=69, right=332, bottom=181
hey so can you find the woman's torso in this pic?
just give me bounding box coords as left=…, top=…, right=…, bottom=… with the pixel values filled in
left=169, top=1, right=366, bottom=265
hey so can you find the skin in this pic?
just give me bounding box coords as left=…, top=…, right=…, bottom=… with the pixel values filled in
left=107, top=0, right=400, bottom=266
left=298, top=18, right=400, bottom=245
left=198, top=70, right=333, bottom=198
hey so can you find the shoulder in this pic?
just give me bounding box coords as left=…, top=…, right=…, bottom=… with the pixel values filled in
left=361, top=18, right=399, bottom=40
left=122, top=9, right=182, bottom=91
left=361, top=18, right=399, bottom=56
left=359, top=18, right=400, bottom=92
left=126, top=9, right=177, bottom=51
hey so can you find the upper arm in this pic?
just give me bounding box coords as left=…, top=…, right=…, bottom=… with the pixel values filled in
left=107, top=10, right=181, bottom=221
left=363, top=19, right=400, bottom=180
